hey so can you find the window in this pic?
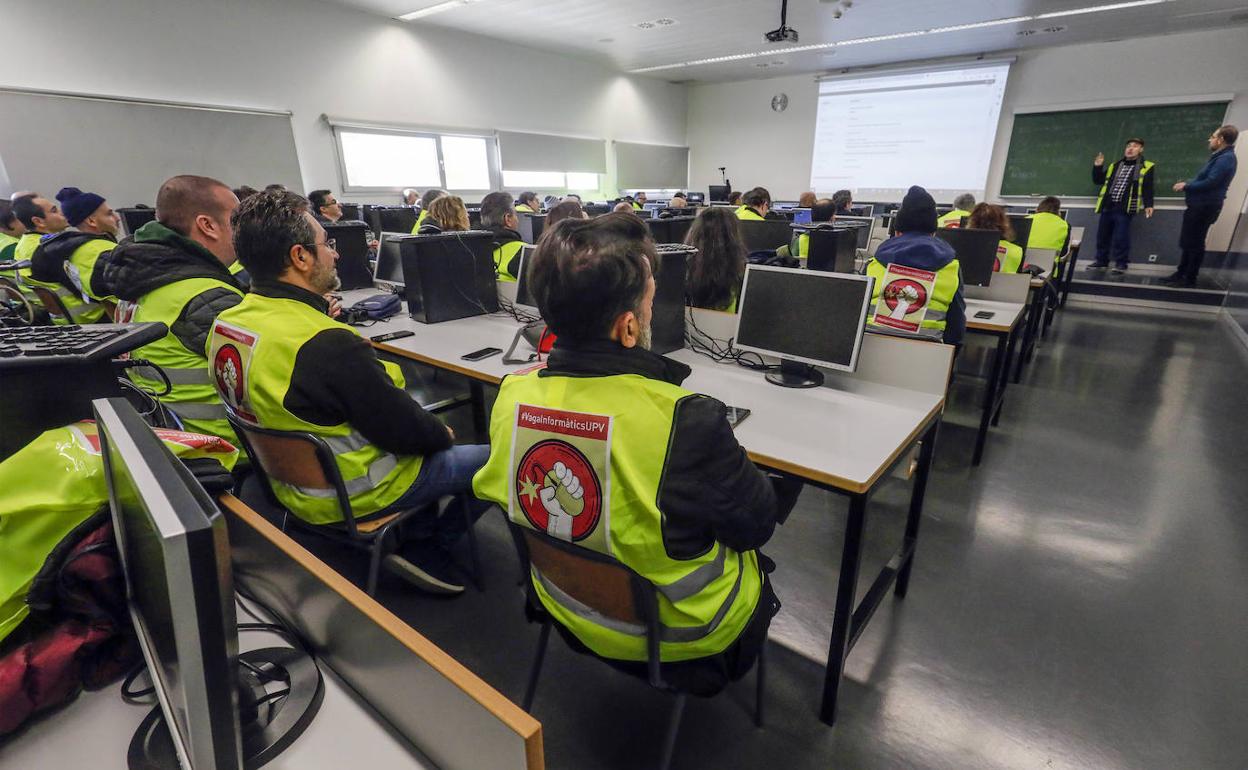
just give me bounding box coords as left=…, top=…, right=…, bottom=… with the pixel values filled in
left=501, top=170, right=600, bottom=191
left=334, top=127, right=496, bottom=192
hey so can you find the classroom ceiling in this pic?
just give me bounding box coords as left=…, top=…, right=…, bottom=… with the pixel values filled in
left=333, top=0, right=1248, bottom=82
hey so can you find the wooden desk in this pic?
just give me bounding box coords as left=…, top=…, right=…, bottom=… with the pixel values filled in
left=346, top=289, right=955, bottom=725
left=964, top=297, right=1027, bottom=466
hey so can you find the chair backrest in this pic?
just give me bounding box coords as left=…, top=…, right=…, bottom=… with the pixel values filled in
left=225, top=411, right=360, bottom=536
left=30, top=286, right=74, bottom=325
left=1024, top=248, right=1057, bottom=275
left=510, top=523, right=666, bottom=687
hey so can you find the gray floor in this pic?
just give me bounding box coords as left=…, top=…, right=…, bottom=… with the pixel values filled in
left=259, top=304, right=1248, bottom=770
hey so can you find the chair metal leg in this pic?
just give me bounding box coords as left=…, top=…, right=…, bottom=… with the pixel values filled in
left=461, top=494, right=483, bottom=590
left=754, top=645, right=766, bottom=728
left=366, top=542, right=384, bottom=596
left=657, top=694, right=687, bottom=770
left=280, top=512, right=289, bottom=534
left=522, top=620, right=552, bottom=711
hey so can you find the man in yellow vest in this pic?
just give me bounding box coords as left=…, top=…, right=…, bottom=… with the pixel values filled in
left=866, top=185, right=965, bottom=345
left=8, top=195, right=69, bottom=313
left=516, top=191, right=541, bottom=214
left=735, top=187, right=772, bottom=221
left=100, top=176, right=245, bottom=444
left=480, top=191, right=525, bottom=280
left=473, top=212, right=797, bottom=694
left=411, top=188, right=446, bottom=233
left=778, top=198, right=836, bottom=259
left=1091, top=138, right=1155, bottom=273
left=210, top=190, right=490, bottom=595
left=937, top=193, right=976, bottom=228
left=630, top=191, right=647, bottom=211
left=27, top=187, right=120, bottom=324
left=0, top=201, right=23, bottom=262
left=1026, top=196, right=1071, bottom=259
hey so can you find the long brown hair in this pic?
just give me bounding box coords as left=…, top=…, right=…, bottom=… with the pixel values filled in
left=968, top=203, right=1014, bottom=241
left=684, top=206, right=747, bottom=311
left=427, top=195, right=469, bottom=231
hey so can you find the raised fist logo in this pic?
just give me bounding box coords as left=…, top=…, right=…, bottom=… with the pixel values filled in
left=213, top=344, right=246, bottom=404
left=516, top=440, right=603, bottom=542
left=882, top=279, right=927, bottom=320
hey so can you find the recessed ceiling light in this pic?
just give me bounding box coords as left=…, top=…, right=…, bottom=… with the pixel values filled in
left=635, top=21, right=655, bottom=29
left=1043, top=25, right=1068, bottom=33
left=598, top=37, right=615, bottom=43
left=396, top=0, right=480, bottom=21
left=627, top=0, right=1174, bottom=73
left=1016, top=29, right=1037, bottom=36
left=654, top=18, right=678, bottom=26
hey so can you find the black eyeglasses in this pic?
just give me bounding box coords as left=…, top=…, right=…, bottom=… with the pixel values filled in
left=299, top=238, right=337, bottom=252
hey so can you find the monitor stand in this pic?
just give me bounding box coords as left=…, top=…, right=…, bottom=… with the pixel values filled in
left=765, top=358, right=824, bottom=389
left=128, top=646, right=323, bottom=770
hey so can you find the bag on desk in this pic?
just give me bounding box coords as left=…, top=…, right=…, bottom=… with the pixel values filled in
left=345, top=293, right=402, bottom=324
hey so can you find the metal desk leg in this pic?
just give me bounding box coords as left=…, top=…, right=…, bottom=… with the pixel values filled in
left=974, top=333, right=1008, bottom=466
left=820, top=493, right=867, bottom=726
left=895, top=421, right=937, bottom=598
left=1012, top=288, right=1042, bottom=383
left=1060, top=246, right=1078, bottom=308
left=992, top=327, right=1018, bottom=427
left=469, top=380, right=487, bottom=441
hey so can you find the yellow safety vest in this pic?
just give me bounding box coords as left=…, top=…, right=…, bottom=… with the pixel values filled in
left=410, top=210, right=429, bottom=234
left=865, top=258, right=961, bottom=340
left=995, top=240, right=1024, bottom=274
left=937, top=209, right=969, bottom=228
left=23, top=237, right=115, bottom=324
left=1095, top=160, right=1154, bottom=214
left=0, top=232, right=17, bottom=261
left=3, top=234, right=44, bottom=311
left=494, top=240, right=524, bottom=282
left=473, top=370, right=763, bottom=663
left=1026, top=212, right=1070, bottom=258
left=735, top=206, right=765, bottom=222
left=116, top=277, right=244, bottom=443
left=516, top=204, right=536, bottom=214
left=208, top=292, right=424, bottom=523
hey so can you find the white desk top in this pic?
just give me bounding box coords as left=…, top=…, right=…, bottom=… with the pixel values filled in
left=0, top=610, right=433, bottom=770
left=344, top=289, right=945, bottom=493
left=965, top=298, right=1026, bottom=334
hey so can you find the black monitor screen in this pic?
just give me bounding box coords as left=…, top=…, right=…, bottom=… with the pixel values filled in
left=97, top=397, right=242, bottom=770
left=339, top=203, right=362, bottom=222
left=735, top=265, right=872, bottom=372
left=119, top=208, right=157, bottom=236
left=1006, top=215, right=1032, bottom=248
left=375, top=206, right=417, bottom=234
left=323, top=221, right=372, bottom=290
left=934, top=228, right=998, bottom=287
left=515, top=245, right=537, bottom=307
left=708, top=185, right=730, bottom=203
left=740, top=220, right=795, bottom=252
left=376, top=234, right=406, bottom=287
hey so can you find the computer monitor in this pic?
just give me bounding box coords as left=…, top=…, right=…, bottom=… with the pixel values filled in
left=583, top=203, right=610, bottom=217
left=118, top=207, right=156, bottom=237
left=734, top=265, right=873, bottom=388
left=804, top=227, right=858, bottom=274
left=651, top=244, right=691, bottom=356
left=323, top=221, right=372, bottom=290
left=647, top=215, right=696, bottom=245
left=792, top=208, right=813, bottom=225
left=848, top=204, right=875, bottom=218
left=514, top=244, right=538, bottom=308
left=374, top=233, right=407, bottom=290
left=739, top=220, right=795, bottom=252
left=708, top=185, right=730, bottom=203
left=467, top=208, right=482, bottom=230
left=401, top=231, right=500, bottom=323
left=339, top=202, right=362, bottom=222
left=374, top=206, right=418, bottom=234
left=95, top=397, right=322, bottom=770
left=517, top=213, right=547, bottom=244
left=835, top=218, right=874, bottom=250
left=1006, top=215, right=1033, bottom=249
left=686, top=192, right=705, bottom=204
left=934, top=228, right=999, bottom=287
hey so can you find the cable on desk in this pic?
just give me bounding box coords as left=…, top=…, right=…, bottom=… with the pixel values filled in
left=684, top=310, right=774, bottom=372
left=498, top=296, right=541, bottom=324
left=120, top=663, right=155, bottom=702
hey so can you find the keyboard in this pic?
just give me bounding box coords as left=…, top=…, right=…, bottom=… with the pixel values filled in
left=656, top=243, right=697, bottom=254
left=0, top=323, right=167, bottom=369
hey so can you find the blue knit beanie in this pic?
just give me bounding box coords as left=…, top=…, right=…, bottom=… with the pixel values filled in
left=56, top=187, right=106, bottom=226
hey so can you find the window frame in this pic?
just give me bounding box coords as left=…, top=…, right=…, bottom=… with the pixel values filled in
left=332, top=124, right=500, bottom=195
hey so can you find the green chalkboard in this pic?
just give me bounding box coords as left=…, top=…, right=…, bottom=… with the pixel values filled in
left=1000, top=101, right=1229, bottom=198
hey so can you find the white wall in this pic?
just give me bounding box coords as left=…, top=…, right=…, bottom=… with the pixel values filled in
left=688, top=27, right=1248, bottom=250
left=1, top=0, right=687, bottom=203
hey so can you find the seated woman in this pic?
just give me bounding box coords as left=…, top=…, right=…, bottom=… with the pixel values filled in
left=684, top=206, right=747, bottom=312
left=416, top=195, right=470, bottom=235
left=545, top=199, right=586, bottom=229
left=967, top=203, right=1022, bottom=273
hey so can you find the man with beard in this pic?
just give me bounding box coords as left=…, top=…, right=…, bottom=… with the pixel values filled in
left=208, top=190, right=489, bottom=595
left=471, top=213, right=797, bottom=695
left=28, top=187, right=121, bottom=323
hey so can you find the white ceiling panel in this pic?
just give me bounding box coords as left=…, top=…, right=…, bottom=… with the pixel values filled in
left=326, top=0, right=1248, bottom=82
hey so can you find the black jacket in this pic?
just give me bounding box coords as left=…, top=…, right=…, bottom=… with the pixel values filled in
left=251, top=281, right=453, bottom=457
left=541, top=339, right=793, bottom=559
left=1092, top=157, right=1155, bottom=212
left=99, top=221, right=244, bottom=357
left=490, top=226, right=524, bottom=279
left=30, top=231, right=115, bottom=295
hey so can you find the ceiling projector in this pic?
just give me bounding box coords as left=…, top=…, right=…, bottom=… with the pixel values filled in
left=764, top=0, right=799, bottom=43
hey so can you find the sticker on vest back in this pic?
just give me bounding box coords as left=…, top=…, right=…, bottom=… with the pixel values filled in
left=209, top=321, right=260, bottom=423
left=871, top=263, right=936, bottom=333
left=509, top=403, right=611, bottom=550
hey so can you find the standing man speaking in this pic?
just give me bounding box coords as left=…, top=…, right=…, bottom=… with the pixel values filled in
left=1164, top=125, right=1238, bottom=287
left=1091, top=138, right=1155, bottom=274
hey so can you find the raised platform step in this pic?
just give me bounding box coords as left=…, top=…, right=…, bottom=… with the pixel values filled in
left=1068, top=266, right=1227, bottom=308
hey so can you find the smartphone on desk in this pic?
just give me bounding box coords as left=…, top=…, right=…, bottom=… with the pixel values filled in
left=973, top=310, right=995, bottom=320
left=370, top=330, right=414, bottom=343
left=725, top=405, right=751, bottom=429
left=462, top=347, right=502, bottom=361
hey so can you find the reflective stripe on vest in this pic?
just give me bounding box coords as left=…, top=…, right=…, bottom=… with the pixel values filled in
left=208, top=292, right=423, bottom=523
left=1095, top=160, right=1154, bottom=214
left=472, top=372, right=762, bottom=662
left=18, top=275, right=104, bottom=324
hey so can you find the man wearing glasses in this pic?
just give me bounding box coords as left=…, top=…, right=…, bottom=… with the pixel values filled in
left=209, top=190, right=490, bottom=595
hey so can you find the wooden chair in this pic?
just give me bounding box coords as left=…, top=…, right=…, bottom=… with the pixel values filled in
left=510, top=523, right=765, bottom=770
left=227, top=411, right=481, bottom=595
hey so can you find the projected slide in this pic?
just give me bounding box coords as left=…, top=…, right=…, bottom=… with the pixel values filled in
left=809, top=63, right=1011, bottom=203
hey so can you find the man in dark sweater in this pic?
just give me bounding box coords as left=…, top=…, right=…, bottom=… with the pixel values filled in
left=1164, top=124, right=1239, bottom=287
left=209, top=190, right=489, bottom=595
left=1091, top=139, right=1155, bottom=273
